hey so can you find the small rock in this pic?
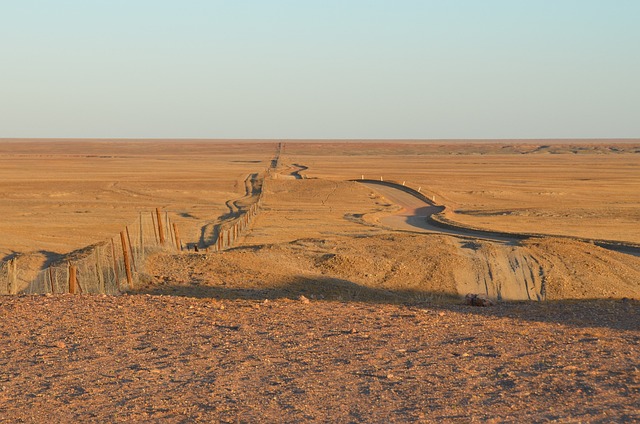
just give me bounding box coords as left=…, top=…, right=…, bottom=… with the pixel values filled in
left=54, top=341, right=66, bottom=349
left=465, top=293, right=495, bottom=307
left=298, top=295, right=310, bottom=304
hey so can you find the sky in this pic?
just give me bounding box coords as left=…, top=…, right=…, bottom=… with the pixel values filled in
left=1, top=0, right=639, bottom=139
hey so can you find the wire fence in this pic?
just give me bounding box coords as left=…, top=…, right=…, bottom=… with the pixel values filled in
left=1, top=149, right=277, bottom=296
left=1, top=180, right=265, bottom=296
left=1, top=209, right=182, bottom=295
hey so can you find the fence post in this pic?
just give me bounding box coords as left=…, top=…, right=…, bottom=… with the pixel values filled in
left=110, top=237, right=121, bottom=290
left=69, top=264, right=77, bottom=294
left=95, top=247, right=104, bottom=293
left=11, top=258, right=17, bottom=295
left=151, top=211, right=159, bottom=244
left=139, top=212, right=145, bottom=260
left=125, top=226, right=137, bottom=272
left=156, top=208, right=165, bottom=244
left=172, top=223, right=182, bottom=251
left=166, top=211, right=174, bottom=247
left=120, top=231, right=133, bottom=288
left=49, top=267, right=55, bottom=294
left=6, top=259, right=11, bottom=295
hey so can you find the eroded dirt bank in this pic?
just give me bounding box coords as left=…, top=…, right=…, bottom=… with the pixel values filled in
left=0, top=294, right=637, bottom=422
left=141, top=234, right=640, bottom=302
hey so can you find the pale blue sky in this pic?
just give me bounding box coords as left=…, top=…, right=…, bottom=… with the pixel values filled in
left=1, top=1, right=638, bottom=139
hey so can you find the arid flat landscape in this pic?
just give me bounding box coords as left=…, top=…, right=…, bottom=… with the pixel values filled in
left=0, top=140, right=275, bottom=270
left=1, top=139, right=639, bottom=422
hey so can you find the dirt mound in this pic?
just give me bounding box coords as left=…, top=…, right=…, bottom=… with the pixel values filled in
left=141, top=234, right=464, bottom=302
left=141, top=234, right=640, bottom=302
left=525, top=238, right=640, bottom=300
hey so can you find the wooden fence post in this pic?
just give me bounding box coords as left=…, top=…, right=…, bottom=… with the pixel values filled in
left=156, top=208, right=165, bottom=244
left=95, top=246, right=104, bottom=293
left=165, top=211, right=174, bottom=246
left=11, top=258, right=17, bottom=295
left=120, top=231, right=133, bottom=288
left=172, top=223, right=182, bottom=251
left=6, top=259, right=12, bottom=295
left=151, top=211, right=159, bottom=244
left=49, top=267, right=55, bottom=294
left=125, top=226, right=137, bottom=272
left=111, top=237, right=120, bottom=290
left=139, top=212, right=145, bottom=260
left=69, top=264, right=77, bottom=294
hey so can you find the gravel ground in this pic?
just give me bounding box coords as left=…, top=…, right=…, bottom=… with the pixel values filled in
left=1, top=294, right=638, bottom=423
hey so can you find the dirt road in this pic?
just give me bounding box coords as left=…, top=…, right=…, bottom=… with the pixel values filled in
left=359, top=182, right=517, bottom=243
left=360, top=181, right=640, bottom=257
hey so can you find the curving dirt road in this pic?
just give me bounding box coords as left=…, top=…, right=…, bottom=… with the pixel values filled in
left=360, top=182, right=519, bottom=244
left=360, top=180, right=640, bottom=257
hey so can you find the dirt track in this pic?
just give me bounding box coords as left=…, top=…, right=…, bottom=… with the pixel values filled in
left=360, top=182, right=512, bottom=241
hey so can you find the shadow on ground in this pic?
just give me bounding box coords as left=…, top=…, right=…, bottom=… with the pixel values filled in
left=133, top=276, right=639, bottom=332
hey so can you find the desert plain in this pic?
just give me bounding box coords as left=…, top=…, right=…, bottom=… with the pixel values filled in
left=0, top=139, right=639, bottom=422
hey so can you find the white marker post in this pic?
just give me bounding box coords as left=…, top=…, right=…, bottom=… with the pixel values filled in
left=380, top=176, right=383, bottom=181
left=361, top=175, right=364, bottom=180
left=418, top=187, right=421, bottom=192
left=402, top=181, right=405, bottom=186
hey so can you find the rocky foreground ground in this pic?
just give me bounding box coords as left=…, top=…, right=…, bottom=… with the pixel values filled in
left=0, top=294, right=637, bottom=423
